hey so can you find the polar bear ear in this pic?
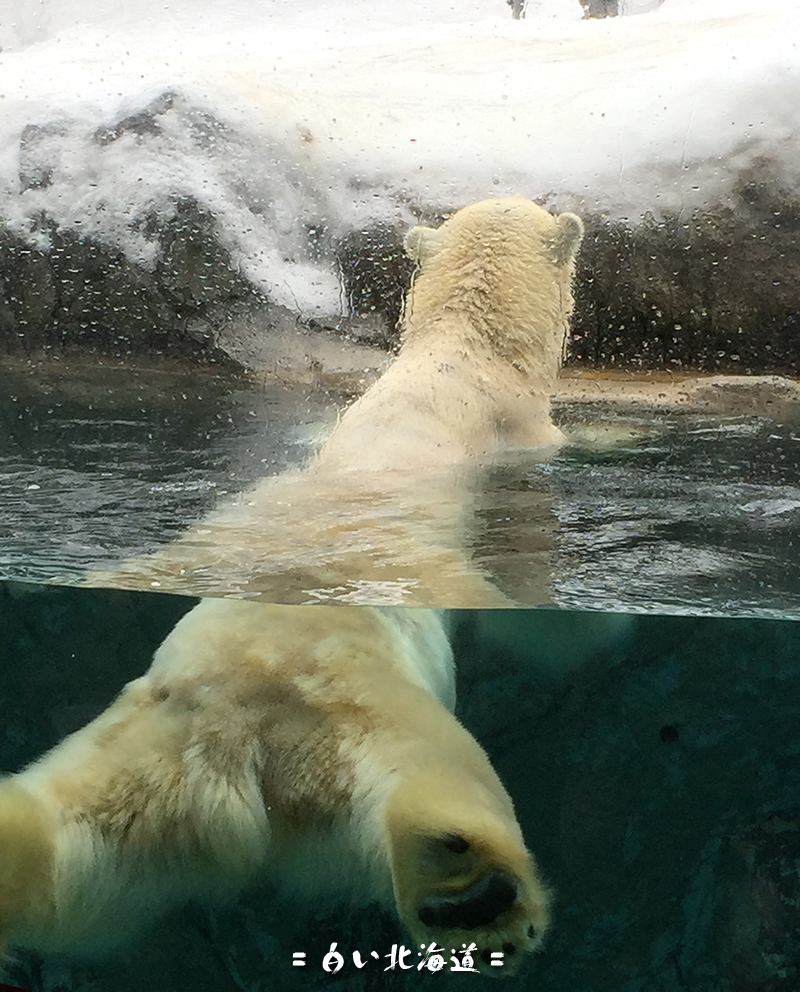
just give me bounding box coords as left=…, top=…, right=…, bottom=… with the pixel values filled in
left=403, top=225, right=446, bottom=267
left=551, top=212, right=584, bottom=264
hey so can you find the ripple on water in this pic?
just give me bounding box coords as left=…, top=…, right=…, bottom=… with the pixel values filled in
left=3, top=365, right=800, bottom=616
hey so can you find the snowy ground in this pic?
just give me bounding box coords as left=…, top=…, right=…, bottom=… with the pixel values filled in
left=0, top=0, right=798, bottom=318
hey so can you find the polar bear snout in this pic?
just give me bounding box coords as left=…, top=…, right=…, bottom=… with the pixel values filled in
left=417, top=869, right=518, bottom=929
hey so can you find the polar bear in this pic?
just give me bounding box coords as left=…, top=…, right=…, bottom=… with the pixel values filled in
left=84, top=198, right=583, bottom=607
left=0, top=601, right=549, bottom=976
left=316, top=196, right=584, bottom=474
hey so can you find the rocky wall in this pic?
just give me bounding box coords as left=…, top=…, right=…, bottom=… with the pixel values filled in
left=0, top=199, right=252, bottom=367
left=2, top=189, right=800, bottom=376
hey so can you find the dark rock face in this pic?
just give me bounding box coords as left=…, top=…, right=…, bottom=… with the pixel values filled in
left=334, top=223, right=415, bottom=349
left=571, top=186, right=800, bottom=374
left=0, top=200, right=252, bottom=366
left=579, top=0, right=619, bottom=17
left=92, top=90, right=179, bottom=148
left=5, top=89, right=287, bottom=366
left=509, top=0, right=619, bottom=20
left=3, top=149, right=800, bottom=373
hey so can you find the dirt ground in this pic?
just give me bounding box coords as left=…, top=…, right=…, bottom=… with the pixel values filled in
left=555, top=369, right=800, bottom=419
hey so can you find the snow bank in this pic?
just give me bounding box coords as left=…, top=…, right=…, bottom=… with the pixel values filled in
left=0, top=0, right=797, bottom=318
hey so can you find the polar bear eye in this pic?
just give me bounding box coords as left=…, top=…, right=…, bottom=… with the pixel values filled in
left=441, top=833, right=469, bottom=854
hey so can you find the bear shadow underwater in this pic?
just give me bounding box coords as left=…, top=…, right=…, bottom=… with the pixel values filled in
left=1, top=581, right=798, bottom=992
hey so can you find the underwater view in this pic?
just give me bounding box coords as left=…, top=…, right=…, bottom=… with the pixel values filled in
left=1, top=584, right=798, bottom=992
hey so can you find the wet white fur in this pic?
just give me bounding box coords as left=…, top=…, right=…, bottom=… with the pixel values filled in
left=85, top=198, right=583, bottom=607
left=0, top=602, right=549, bottom=975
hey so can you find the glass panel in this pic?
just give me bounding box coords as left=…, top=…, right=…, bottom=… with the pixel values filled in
left=1, top=1, right=797, bottom=989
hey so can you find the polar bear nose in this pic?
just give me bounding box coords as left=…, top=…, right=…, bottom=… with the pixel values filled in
left=418, top=870, right=518, bottom=929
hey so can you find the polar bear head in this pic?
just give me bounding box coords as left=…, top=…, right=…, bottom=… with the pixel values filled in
left=384, top=763, right=550, bottom=977
left=402, top=197, right=583, bottom=380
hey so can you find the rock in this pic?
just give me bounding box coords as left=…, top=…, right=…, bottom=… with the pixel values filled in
left=187, top=298, right=386, bottom=379
left=554, top=372, right=800, bottom=419
left=570, top=178, right=800, bottom=374
left=93, top=90, right=178, bottom=147
left=155, top=198, right=254, bottom=311
left=18, top=122, right=69, bottom=192
left=334, top=223, right=415, bottom=350
left=0, top=205, right=248, bottom=366
left=3, top=138, right=800, bottom=375
left=0, top=235, right=57, bottom=341
left=580, top=0, right=619, bottom=17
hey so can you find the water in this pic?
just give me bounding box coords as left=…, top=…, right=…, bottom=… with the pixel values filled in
left=485, top=406, right=800, bottom=616
left=3, top=359, right=800, bottom=615
left=0, top=358, right=343, bottom=580
left=1, top=359, right=798, bottom=991
left=1, top=584, right=799, bottom=991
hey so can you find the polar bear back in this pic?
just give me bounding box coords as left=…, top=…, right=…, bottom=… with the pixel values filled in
left=149, top=599, right=456, bottom=712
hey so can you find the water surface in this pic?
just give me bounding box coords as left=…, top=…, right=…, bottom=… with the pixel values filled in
left=3, top=359, right=800, bottom=616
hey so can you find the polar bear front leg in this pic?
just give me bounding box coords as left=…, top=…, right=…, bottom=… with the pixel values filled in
left=384, top=759, right=550, bottom=976
left=0, top=673, right=271, bottom=956
left=0, top=780, right=57, bottom=949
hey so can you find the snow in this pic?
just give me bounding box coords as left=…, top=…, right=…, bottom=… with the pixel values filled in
left=0, top=0, right=797, bottom=318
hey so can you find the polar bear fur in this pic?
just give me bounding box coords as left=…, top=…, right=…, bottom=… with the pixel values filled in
left=0, top=601, right=549, bottom=976
left=316, top=196, right=584, bottom=474
left=84, top=198, right=582, bottom=607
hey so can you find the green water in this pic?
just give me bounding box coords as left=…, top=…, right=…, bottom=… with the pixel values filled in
left=0, top=585, right=797, bottom=992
